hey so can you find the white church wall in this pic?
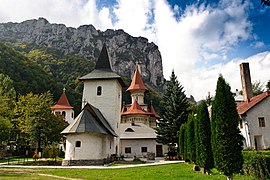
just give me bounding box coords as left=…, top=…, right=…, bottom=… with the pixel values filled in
left=82, top=79, right=122, bottom=131
left=53, top=109, right=74, bottom=124
left=64, top=133, right=113, bottom=160
left=120, top=139, right=156, bottom=158
left=82, top=79, right=122, bottom=156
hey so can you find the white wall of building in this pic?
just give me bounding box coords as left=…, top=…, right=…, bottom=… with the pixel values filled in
left=120, top=139, right=156, bottom=158
left=53, top=109, right=74, bottom=124
left=82, top=79, right=122, bottom=155
left=64, top=133, right=114, bottom=160
left=240, top=96, right=270, bottom=149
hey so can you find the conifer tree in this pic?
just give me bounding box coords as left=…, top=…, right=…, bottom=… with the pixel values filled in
left=186, top=114, right=196, bottom=163
left=179, top=123, right=187, bottom=160
left=156, top=71, right=189, bottom=147
left=196, top=101, right=214, bottom=173
left=211, top=75, right=243, bottom=180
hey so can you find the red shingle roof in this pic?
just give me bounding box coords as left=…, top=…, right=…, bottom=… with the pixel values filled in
left=237, top=91, right=270, bottom=115
left=121, top=100, right=150, bottom=115
left=127, top=65, right=148, bottom=91
left=51, top=91, right=73, bottom=110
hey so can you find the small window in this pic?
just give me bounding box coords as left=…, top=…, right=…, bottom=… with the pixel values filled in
left=259, top=117, right=265, bottom=127
left=125, top=147, right=131, bottom=153
left=75, top=141, right=81, bottom=147
left=141, top=147, right=147, bottom=153
left=62, top=111, right=66, bottom=117
left=97, top=86, right=102, bottom=96
left=240, top=119, right=243, bottom=129
left=71, top=112, right=74, bottom=118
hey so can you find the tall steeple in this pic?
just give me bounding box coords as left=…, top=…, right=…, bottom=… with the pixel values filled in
left=94, top=44, right=113, bottom=71
left=127, top=65, right=147, bottom=105
left=79, top=43, right=123, bottom=136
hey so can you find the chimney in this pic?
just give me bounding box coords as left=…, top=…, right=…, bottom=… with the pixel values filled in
left=240, top=63, right=253, bottom=101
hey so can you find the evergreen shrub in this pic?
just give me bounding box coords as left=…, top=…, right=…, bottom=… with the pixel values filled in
left=242, top=151, right=270, bottom=179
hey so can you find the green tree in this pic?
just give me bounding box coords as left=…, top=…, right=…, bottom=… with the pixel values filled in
left=179, top=123, right=187, bottom=160
left=211, top=75, right=243, bottom=180
left=266, top=80, right=270, bottom=91
left=156, top=71, right=189, bottom=146
left=252, top=80, right=264, bottom=96
left=196, top=101, right=214, bottom=173
left=14, top=92, right=68, bottom=150
left=50, top=144, right=58, bottom=161
left=42, top=145, right=50, bottom=158
left=0, top=73, right=16, bottom=145
left=186, top=114, right=196, bottom=163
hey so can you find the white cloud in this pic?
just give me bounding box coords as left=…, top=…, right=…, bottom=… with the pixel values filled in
left=0, top=0, right=268, bottom=101
left=252, top=41, right=266, bottom=48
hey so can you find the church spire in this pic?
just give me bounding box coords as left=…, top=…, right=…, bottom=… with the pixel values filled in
left=127, top=65, right=148, bottom=92
left=94, top=44, right=112, bottom=72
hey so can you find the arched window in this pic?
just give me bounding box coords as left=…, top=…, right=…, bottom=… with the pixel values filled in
left=97, top=86, right=102, bottom=96
left=62, top=111, right=66, bottom=117
left=75, top=141, right=81, bottom=147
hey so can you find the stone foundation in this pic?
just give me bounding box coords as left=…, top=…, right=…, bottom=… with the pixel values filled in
left=62, top=159, right=105, bottom=166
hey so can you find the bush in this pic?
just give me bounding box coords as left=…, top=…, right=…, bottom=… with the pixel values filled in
left=49, top=144, right=57, bottom=160
left=242, top=151, right=270, bottom=180
left=42, top=145, right=50, bottom=158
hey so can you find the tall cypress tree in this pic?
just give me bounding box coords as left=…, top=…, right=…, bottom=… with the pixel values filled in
left=156, top=70, right=189, bottom=146
left=196, top=100, right=214, bottom=173
left=211, top=75, right=243, bottom=179
left=186, top=114, right=196, bottom=163
left=179, top=123, right=187, bottom=160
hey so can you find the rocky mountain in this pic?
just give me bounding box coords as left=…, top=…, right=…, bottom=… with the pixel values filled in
left=0, top=18, right=164, bottom=87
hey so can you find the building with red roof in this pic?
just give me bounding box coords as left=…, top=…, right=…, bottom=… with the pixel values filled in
left=237, top=63, right=270, bottom=150
left=120, top=65, right=166, bottom=158
left=51, top=89, right=74, bottom=124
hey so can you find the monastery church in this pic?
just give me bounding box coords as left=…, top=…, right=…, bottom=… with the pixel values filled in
left=52, top=44, right=167, bottom=165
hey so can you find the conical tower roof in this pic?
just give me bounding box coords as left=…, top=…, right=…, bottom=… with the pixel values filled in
left=79, top=44, right=124, bottom=86
left=127, top=65, right=148, bottom=91
left=51, top=90, right=73, bottom=109
left=94, top=44, right=113, bottom=71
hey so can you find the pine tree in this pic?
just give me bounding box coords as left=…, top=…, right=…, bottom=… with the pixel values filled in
left=156, top=71, right=189, bottom=146
left=179, top=123, right=187, bottom=160
left=211, top=75, right=243, bottom=179
left=186, top=114, right=196, bottom=163
left=196, top=100, right=214, bottom=173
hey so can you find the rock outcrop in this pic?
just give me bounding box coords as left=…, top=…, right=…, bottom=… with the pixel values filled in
left=0, top=18, right=164, bottom=87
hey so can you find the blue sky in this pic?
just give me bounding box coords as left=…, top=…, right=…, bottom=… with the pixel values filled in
left=0, top=0, right=269, bottom=100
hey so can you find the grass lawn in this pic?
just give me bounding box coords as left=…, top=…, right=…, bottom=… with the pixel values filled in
left=0, top=163, right=255, bottom=180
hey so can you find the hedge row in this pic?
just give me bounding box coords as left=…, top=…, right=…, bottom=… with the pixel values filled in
left=242, top=151, right=270, bottom=180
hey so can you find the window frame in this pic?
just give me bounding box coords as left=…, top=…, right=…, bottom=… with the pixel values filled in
left=258, top=117, right=266, bottom=127
left=141, top=147, right=147, bottom=153
left=97, top=86, right=102, bottom=96
left=75, top=141, right=81, bottom=148
left=125, top=147, right=131, bottom=153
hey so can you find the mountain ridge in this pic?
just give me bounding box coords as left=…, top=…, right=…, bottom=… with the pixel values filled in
left=0, top=17, right=164, bottom=87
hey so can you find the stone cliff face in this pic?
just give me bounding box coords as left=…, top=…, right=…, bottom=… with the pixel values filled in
left=0, top=18, right=164, bottom=87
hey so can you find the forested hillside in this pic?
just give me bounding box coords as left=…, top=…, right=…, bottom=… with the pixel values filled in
left=0, top=42, right=161, bottom=114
